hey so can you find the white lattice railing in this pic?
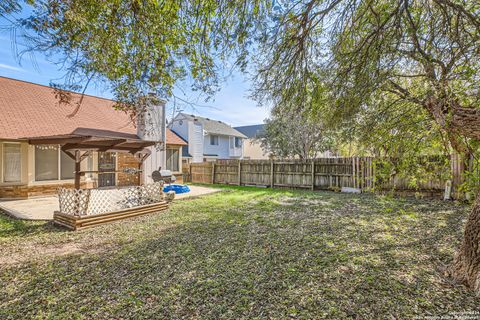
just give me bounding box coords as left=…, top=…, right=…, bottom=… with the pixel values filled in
left=58, top=182, right=170, bottom=216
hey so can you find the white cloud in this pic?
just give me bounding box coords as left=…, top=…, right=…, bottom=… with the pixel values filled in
left=0, top=63, right=24, bottom=72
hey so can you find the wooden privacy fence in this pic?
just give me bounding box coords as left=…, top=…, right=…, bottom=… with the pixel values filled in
left=186, top=158, right=376, bottom=191
left=189, top=162, right=215, bottom=184
left=184, top=156, right=478, bottom=197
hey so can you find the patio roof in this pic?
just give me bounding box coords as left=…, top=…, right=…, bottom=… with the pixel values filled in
left=25, top=127, right=156, bottom=154
left=24, top=127, right=156, bottom=189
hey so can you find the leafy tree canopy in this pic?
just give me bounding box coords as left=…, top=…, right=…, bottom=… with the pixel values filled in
left=253, top=0, right=480, bottom=152
left=257, top=77, right=336, bottom=159
left=260, top=107, right=334, bottom=159
left=3, top=0, right=268, bottom=112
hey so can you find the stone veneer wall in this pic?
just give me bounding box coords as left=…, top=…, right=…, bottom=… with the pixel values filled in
left=0, top=181, right=94, bottom=199
left=116, top=152, right=183, bottom=186
left=116, top=153, right=141, bottom=186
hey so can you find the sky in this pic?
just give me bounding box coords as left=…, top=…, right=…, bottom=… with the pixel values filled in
left=0, top=13, right=270, bottom=127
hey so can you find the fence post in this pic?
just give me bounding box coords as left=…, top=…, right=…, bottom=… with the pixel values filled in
left=352, top=157, right=356, bottom=189
left=311, top=160, right=315, bottom=190
left=357, top=157, right=360, bottom=189
left=367, top=157, right=373, bottom=192
left=329, top=158, right=333, bottom=188
left=270, top=160, right=274, bottom=188
left=372, top=158, right=376, bottom=190
left=211, top=162, right=215, bottom=184
left=357, top=158, right=360, bottom=190
left=238, top=160, right=241, bottom=186
left=360, top=158, right=363, bottom=191
left=189, top=164, right=193, bottom=183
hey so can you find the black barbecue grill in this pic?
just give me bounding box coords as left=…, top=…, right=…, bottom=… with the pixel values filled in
left=152, top=167, right=176, bottom=184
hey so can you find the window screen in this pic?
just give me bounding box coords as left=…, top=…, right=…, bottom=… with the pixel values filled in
left=60, top=150, right=75, bottom=179
left=166, top=149, right=179, bottom=172
left=235, top=137, right=242, bottom=148
left=210, top=135, right=219, bottom=145
left=35, top=145, right=59, bottom=181
left=3, top=143, right=21, bottom=182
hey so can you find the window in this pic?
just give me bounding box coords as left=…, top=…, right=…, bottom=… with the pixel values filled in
left=235, top=137, right=242, bottom=148
left=210, top=135, right=219, bottom=145
left=35, top=145, right=59, bottom=181
left=166, top=148, right=179, bottom=172
left=60, top=151, right=75, bottom=179
left=34, top=145, right=76, bottom=181
left=3, top=143, right=21, bottom=182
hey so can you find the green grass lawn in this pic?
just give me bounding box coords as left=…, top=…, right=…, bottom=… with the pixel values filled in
left=1, top=185, right=479, bottom=319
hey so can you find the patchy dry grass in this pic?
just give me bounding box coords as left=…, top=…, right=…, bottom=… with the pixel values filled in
left=1, top=186, right=479, bottom=319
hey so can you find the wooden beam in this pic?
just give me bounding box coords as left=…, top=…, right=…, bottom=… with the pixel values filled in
left=61, top=145, right=76, bottom=160
left=80, top=138, right=127, bottom=147
left=28, top=136, right=88, bottom=145
left=134, top=149, right=151, bottom=163
left=62, top=143, right=144, bottom=153
left=74, top=150, right=81, bottom=189
left=80, top=151, right=91, bottom=161
left=54, top=201, right=169, bottom=230
left=117, top=140, right=155, bottom=146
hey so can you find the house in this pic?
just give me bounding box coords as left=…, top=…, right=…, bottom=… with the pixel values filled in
left=234, top=124, right=270, bottom=160
left=0, top=76, right=186, bottom=199
left=169, top=113, right=247, bottom=163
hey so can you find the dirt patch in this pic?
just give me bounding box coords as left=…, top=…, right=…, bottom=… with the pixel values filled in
left=0, top=242, right=114, bottom=266
left=273, top=195, right=335, bottom=206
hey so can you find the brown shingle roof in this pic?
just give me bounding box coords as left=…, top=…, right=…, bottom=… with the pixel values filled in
left=0, top=77, right=186, bottom=146
left=165, top=129, right=187, bottom=145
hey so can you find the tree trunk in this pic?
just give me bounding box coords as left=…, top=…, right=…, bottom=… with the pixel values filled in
left=449, top=192, right=480, bottom=294
left=424, top=96, right=480, bottom=294
left=425, top=96, right=480, bottom=142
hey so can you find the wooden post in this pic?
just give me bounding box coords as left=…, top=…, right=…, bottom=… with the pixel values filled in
left=372, top=158, right=376, bottom=190
left=205, top=164, right=209, bottom=184
left=74, top=150, right=81, bottom=189
left=359, top=158, right=363, bottom=191
left=211, top=162, right=215, bottom=184
left=238, top=160, right=241, bottom=186
left=368, top=158, right=371, bottom=190
left=311, top=160, right=315, bottom=190
left=329, top=158, right=333, bottom=188
left=270, top=160, right=274, bottom=188
left=352, top=157, right=356, bottom=188
left=356, top=157, right=360, bottom=189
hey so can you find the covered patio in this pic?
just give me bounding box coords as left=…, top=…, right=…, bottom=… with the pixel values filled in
left=26, top=127, right=155, bottom=189
left=0, top=127, right=214, bottom=227
left=20, top=128, right=170, bottom=229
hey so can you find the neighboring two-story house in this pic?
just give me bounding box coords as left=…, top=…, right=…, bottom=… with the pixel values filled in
left=169, top=113, right=247, bottom=163
left=234, top=124, right=271, bottom=160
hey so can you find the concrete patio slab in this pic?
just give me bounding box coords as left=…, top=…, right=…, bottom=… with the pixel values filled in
left=174, top=185, right=221, bottom=200
left=0, top=185, right=221, bottom=220
left=0, top=196, right=59, bottom=220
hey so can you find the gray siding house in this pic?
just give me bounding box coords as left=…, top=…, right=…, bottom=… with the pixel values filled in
left=169, top=113, right=247, bottom=163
